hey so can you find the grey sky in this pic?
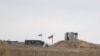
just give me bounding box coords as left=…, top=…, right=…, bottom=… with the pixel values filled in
left=0, top=0, right=100, bottom=44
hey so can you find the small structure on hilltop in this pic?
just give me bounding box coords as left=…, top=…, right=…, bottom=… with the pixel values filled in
left=25, top=40, right=45, bottom=46
left=25, top=40, right=49, bottom=47
left=52, top=32, right=100, bottom=49
left=6, top=41, right=24, bottom=46
left=65, top=32, right=78, bottom=41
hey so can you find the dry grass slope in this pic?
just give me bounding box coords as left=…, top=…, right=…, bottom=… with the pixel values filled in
left=0, top=40, right=100, bottom=56
left=0, top=46, right=100, bottom=56
left=52, top=40, right=100, bottom=49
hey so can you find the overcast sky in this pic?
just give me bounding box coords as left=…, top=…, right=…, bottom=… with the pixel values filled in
left=0, top=0, right=100, bottom=44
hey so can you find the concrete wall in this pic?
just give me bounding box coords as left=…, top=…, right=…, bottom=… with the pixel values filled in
left=65, top=32, right=78, bottom=41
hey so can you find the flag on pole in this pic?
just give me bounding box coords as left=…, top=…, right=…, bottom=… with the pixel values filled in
left=38, top=34, right=42, bottom=36
left=48, top=35, right=53, bottom=39
left=48, top=34, right=54, bottom=45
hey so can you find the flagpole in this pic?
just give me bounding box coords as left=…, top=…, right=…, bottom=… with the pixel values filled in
left=48, top=34, right=53, bottom=45
left=52, top=36, right=53, bottom=45
left=41, top=36, right=42, bottom=41
left=38, top=34, right=42, bottom=41
left=52, top=35, right=54, bottom=45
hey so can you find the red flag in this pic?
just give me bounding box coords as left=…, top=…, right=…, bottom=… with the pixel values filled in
left=48, top=35, right=53, bottom=39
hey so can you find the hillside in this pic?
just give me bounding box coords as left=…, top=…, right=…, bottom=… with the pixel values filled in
left=52, top=40, right=100, bottom=49
left=0, top=40, right=9, bottom=46
left=0, top=39, right=100, bottom=56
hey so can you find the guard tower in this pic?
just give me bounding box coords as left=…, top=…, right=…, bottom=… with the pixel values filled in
left=65, top=32, right=78, bottom=41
